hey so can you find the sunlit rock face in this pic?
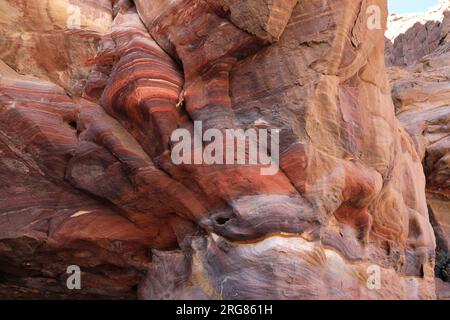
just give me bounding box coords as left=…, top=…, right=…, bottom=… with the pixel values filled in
left=0, top=0, right=436, bottom=299
left=0, top=0, right=113, bottom=95
left=385, top=0, right=449, bottom=67
left=387, top=5, right=450, bottom=198
left=385, top=1, right=450, bottom=299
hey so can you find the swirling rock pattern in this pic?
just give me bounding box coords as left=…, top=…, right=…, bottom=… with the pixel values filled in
left=0, top=0, right=438, bottom=299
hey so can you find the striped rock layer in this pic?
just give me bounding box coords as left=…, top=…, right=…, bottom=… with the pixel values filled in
left=0, top=0, right=438, bottom=299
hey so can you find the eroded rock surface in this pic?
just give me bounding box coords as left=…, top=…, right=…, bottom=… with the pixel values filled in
left=385, top=0, right=449, bottom=67
left=0, top=0, right=113, bottom=95
left=0, top=0, right=437, bottom=299
left=386, top=0, right=450, bottom=298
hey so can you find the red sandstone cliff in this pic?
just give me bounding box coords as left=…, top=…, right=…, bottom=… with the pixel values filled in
left=0, top=0, right=437, bottom=299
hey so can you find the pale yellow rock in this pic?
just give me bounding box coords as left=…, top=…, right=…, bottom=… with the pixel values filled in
left=0, top=0, right=113, bottom=95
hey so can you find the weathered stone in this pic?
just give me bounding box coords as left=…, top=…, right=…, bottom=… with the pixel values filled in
left=386, top=0, right=449, bottom=67
left=0, top=0, right=113, bottom=95
left=0, top=0, right=438, bottom=299
left=385, top=0, right=450, bottom=297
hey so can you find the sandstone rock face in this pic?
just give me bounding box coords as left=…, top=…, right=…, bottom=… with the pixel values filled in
left=385, top=0, right=450, bottom=298
left=389, top=45, right=450, bottom=198
left=386, top=0, right=449, bottom=67
left=0, top=0, right=436, bottom=299
left=0, top=0, right=113, bottom=95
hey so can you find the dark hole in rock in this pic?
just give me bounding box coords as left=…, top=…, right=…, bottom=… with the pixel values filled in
left=68, top=121, right=77, bottom=130
left=216, top=216, right=230, bottom=225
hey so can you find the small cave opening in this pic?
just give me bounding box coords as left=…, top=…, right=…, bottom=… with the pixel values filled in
left=68, top=121, right=77, bottom=130
left=216, top=216, right=230, bottom=226
left=68, top=120, right=81, bottom=137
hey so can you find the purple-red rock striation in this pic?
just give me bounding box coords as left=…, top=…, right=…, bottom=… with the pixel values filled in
left=0, top=0, right=438, bottom=299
